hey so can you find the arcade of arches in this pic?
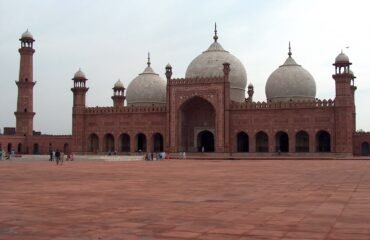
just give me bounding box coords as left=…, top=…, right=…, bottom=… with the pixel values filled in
left=87, top=132, right=164, bottom=153
left=235, top=130, right=331, bottom=153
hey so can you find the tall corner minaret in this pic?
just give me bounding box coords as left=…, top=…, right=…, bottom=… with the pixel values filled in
left=111, top=79, right=125, bottom=107
left=15, top=30, right=36, bottom=136
left=332, top=51, right=354, bottom=154
left=71, top=68, right=88, bottom=152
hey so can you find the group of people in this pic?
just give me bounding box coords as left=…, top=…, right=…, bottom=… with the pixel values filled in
left=0, top=149, right=15, bottom=160
left=145, top=152, right=166, bottom=161
left=49, top=150, right=74, bottom=165
left=179, top=151, right=186, bottom=159
left=49, top=149, right=63, bottom=165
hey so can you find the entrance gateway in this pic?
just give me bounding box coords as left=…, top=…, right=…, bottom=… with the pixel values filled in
left=179, top=96, right=216, bottom=152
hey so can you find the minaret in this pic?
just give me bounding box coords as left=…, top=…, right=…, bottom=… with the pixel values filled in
left=111, top=79, right=125, bottom=107
left=15, top=30, right=36, bottom=136
left=71, top=68, right=88, bottom=152
left=332, top=51, right=354, bottom=154
left=165, top=63, right=172, bottom=152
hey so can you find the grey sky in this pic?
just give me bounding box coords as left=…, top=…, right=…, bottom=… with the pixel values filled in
left=1, top=0, right=369, bottom=134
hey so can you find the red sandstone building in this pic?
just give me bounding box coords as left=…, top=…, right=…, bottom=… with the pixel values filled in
left=1, top=29, right=369, bottom=157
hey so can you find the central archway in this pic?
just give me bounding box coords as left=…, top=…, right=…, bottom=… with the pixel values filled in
left=179, top=96, right=216, bottom=152
left=197, top=130, right=214, bottom=152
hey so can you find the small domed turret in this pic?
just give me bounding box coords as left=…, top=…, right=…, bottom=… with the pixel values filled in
left=335, top=51, right=350, bottom=64
left=21, top=29, right=34, bottom=40
left=114, top=79, right=124, bottom=89
left=74, top=68, right=86, bottom=79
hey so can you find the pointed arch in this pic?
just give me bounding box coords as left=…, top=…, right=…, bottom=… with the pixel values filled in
left=88, top=133, right=99, bottom=153
left=17, top=143, right=22, bottom=153
left=7, top=143, right=12, bottom=153
left=236, top=131, right=249, bottom=152
left=63, top=143, right=70, bottom=154
left=275, top=131, right=289, bottom=152
left=33, top=143, right=39, bottom=154
left=296, top=131, right=309, bottom=152
left=119, top=133, right=130, bottom=152
left=256, top=131, right=268, bottom=152
left=136, top=133, right=147, bottom=152
left=316, top=130, right=331, bottom=152
left=361, top=142, right=369, bottom=156
left=197, top=130, right=215, bottom=152
left=103, top=133, right=115, bottom=152
left=152, top=133, right=164, bottom=152
left=178, top=96, right=216, bottom=152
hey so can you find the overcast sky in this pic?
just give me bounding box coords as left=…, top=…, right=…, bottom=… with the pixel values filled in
left=0, top=0, right=369, bottom=134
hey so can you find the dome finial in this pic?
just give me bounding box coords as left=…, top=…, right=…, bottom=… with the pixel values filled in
left=147, top=52, right=151, bottom=67
left=213, top=22, right=218, bottom=42
left=288, top=41, right=292, bottom=57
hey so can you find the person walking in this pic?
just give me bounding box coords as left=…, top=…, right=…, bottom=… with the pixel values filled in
left=55, top=149, right=60, bottom=165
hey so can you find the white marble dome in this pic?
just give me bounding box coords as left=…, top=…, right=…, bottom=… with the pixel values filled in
left=335, top=51, right=349, bottom=64
left=21, top=29, right=34, bottom=40
left=126, top=63, right=166, bottom=106
left=73, top=68, right=86, bottom=79
left=265, top=50, right=316, bottom=102
left=185, top=32, right=247, bottom=102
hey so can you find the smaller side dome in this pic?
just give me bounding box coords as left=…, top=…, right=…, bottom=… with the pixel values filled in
left=73, top=68, right=86, bottom=79
left=126, top=56, right=167, bottom=106
left=265, top=43, right=316, bottom=102
left=114, top=79, right=124, bottom=89
left=21, top=29, right=34, bottom=40
left=335, top=51, right=349, bottom=64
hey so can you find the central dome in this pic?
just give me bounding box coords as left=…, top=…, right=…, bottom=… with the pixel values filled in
left=185, top=26, right=247, bottom=102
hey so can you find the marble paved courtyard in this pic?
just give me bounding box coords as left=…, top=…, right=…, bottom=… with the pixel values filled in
left=1, top=159, right=370, bottom=240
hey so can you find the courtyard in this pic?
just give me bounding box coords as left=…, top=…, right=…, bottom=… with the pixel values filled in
left=1, top=158, right=370, bottom=240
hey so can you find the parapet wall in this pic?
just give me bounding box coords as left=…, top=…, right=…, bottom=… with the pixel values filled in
left=84, top=106, right=166, bottom=114
left=169, top=76, right=226, bottom=85
left=231, top=99, right=335, bottom=110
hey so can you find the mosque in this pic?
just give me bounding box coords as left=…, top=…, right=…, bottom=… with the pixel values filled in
left=0, top=27, right=369, bottom=157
